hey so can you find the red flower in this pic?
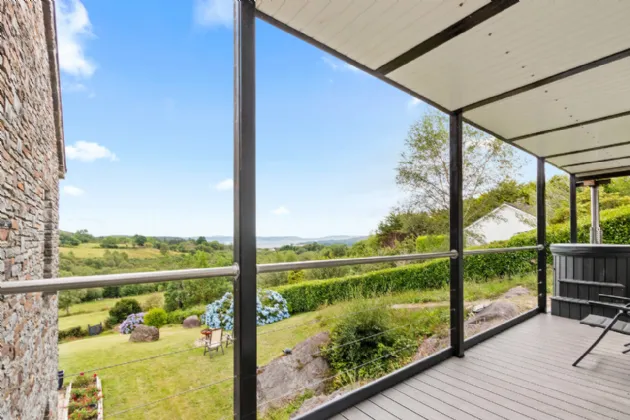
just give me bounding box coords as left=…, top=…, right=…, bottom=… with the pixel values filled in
left=93, top=373, right=97, bottom=378
left=80, top=372, right=84, bottom=376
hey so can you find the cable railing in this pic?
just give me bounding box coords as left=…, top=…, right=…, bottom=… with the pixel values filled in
left=1, top=245, right=544, bottom=419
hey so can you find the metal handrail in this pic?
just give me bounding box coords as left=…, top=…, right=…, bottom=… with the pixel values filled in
left=256, top=250, right=458, bottom=274
left=0, top=265, right=239, bottom=294
left=0, top=246, right=544, bottom=295
left=463, top=244, right=543, bottom=255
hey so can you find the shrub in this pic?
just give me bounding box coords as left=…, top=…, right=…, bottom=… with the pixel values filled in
left=84, top=288, right=104, bottom=301
left=58, top=326, right=88, bottom=341
left=415, top=235, right=449, bottom=253
left=142, top=293, right=164, bottom=311
left=202, top=290, right=290, bottom=330
left=166, top=308, right=205, bottom=324
left=322, top=303, right=415, bottom=388
left=119, top=312, right=145, bottom=334
left=277, top=205, right=630, bottom=313
left=144, top=308, right=167, bottom=330
left=108, top=298, right=142, bottom=324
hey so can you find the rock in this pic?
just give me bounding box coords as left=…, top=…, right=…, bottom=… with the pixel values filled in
left=502, top=286, right=531, bottom=299
left=413, top=335, right=449, bottom=361
left=257, top=332, right=331, bottom=414
left=183, top=315, right=201, bottom=328
left=466, top=300, right=519, bottom=325
left=129, top=325, right=159, bottom=342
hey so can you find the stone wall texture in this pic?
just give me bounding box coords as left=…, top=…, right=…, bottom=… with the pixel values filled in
left=0, top=1, right=63, bottom=419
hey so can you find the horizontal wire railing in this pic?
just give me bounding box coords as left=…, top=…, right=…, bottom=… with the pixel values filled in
left=0, top=246, right=543, bottom=295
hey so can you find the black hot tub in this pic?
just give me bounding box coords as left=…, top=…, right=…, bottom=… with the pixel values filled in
left=551, top=244, right=630, bottom=319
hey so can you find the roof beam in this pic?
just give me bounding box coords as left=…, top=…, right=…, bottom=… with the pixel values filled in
left=377, top=0, right=518, bottom=75
left=462, top=47, right=630, bottom=113
left=561, top=156, right=630, bottom=170
left=254, top=9, right=452, bottom=115
left=545, top=140, right=630, bottom=160
left=508, top=109, right=630, bottom=143
left=576, top=167, right=630, bottom=182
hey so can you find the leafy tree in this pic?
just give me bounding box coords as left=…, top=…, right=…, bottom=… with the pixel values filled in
left=396, top=110, right=522, bottom=223
left=74, top=229, right=94, bottom=243
left=58, top=289, right=87, bottom=315
left=60, top=231, right=80, bottom=247
left=159, top=243, right=169, bottom=255
left=133, top=234, right=147, bottom=247
left=108, top=298, right=142, bottom=324
left=100, top=236, right=119, bottom=249
left=195, top=236, right=208, bottom=245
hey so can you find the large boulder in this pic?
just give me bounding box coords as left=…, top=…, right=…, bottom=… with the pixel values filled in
left=183, top=315, right=201, bottom=328
left=467, top=300, right=519, bottom=324
left=129, top=325, right=159, bottom=342
left=502, top=286, right=531, bottom=299
left=257, top=332, right=331, bottom=414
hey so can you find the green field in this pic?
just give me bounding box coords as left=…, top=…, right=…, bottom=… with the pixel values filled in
left=60, top=243, right=166, bottom=259
left=58, top=274, right=539, bottom=419
left=59, top=293, right=163, bottom=330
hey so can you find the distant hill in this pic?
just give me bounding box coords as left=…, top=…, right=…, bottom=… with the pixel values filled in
left=204, top=235, right=367, bottom=249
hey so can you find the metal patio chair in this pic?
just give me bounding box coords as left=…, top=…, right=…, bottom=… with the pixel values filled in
left=202, top=328, right=225, bottom=357
left=573, top=294, right=630, bottom=366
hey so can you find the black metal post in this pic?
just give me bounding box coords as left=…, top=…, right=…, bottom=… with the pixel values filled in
left=450, top=111, right=464, bottom=357
left=537, top=158, right=547, bottom=313
left=233, top=1, right=257, bottom=419
left=569, top=174, right=577, bottom=243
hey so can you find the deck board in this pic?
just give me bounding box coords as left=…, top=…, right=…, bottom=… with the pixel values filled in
left=342, top=314, right=630, bottom=419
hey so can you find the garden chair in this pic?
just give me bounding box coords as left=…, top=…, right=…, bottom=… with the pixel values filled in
left=203, top=328, right=225, bottom=357
left=573, top=294, right=630, bottom=366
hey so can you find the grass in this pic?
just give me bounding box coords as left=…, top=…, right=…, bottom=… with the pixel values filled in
left=60, top=243, right=166, bottom=259
left=58, top=273, right=543, bottom=419
left=58, top=293, right=163, bottom=330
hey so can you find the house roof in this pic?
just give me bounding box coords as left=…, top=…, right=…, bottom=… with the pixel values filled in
left=465, top=203, right=536, bottom=231
left=256, top=0, right=630, bottom=182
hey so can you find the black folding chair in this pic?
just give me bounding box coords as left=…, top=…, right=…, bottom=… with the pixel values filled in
left=573, top=294, right=630, bottom=367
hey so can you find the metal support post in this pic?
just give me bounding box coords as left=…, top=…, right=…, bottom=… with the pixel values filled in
left=537, top=158, right=547, bottom=313
left=233, top=1, right=257, bottom=418
left=590, top=185, right=602, bottom=244
left=569, top=174, right=577, bottom=243
left=449, top=111, right=464, bottom=357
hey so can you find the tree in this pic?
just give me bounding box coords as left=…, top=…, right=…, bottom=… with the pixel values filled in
left=159, top=243, right=169, bottom=255
left=396, top=111, right=522, bottom=225
left=133, top=234, right=147, bottom=247
left=100, top=236, right=119, bottom=249
left=58, top=290, right=87, bottom=315
left=196, top=236, right=207, bottom=245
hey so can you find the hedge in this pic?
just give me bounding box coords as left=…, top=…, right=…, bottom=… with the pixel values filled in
left=276, top=205, right=630, bottom=314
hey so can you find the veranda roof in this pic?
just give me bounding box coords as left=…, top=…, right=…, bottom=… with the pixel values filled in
left=256, top=0, right=630, bottom=181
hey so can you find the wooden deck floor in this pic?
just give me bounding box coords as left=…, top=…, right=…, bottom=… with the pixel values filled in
left=336, top=313, right=630, bottom=420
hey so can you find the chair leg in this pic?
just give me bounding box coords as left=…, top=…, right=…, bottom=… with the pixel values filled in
left=623, top=347, right=630, bottom=354
left=221, top=344, right=224, bottom=355
left=573, top=313, right=621, bottom=367
left=624, top=342, right=630, bottom=347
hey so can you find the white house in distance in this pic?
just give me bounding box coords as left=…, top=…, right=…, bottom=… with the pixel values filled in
left=466, top=204, right=536, bottom=246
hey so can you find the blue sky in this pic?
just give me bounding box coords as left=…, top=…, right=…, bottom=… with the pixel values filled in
left=56, top=0, right=559, bottom=238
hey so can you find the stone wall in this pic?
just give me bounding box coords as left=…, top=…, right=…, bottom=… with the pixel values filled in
left=0, top=1, right=63, bottom=419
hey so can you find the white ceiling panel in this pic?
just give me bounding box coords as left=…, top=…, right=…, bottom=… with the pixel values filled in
left=388, top=0, right=630, bottom=111
left=548, top=144, right=630, bottom=168
left=257, top=0, right=490, bottom=70
left=465, top=57, right=630, bottom=139
left=513, top=114, right=630, bottom=158
left=568, top=158, right=630, bottom=175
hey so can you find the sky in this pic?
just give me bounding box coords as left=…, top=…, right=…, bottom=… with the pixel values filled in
left=56, top=0, right=561, bottom=238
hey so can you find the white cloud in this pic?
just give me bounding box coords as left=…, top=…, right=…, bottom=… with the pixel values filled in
left=194, top=0, right=232, bottom=28
left=407, top=97, right=422, bottom=108
left=55, top=0, right=96, bottom=78
left=272, top=206, right=290, bottom=216
left=215, top=178, right=233, bottom=191
left=62, top=185, right=85, bottom=196
left=321, top=56, right=360, bottom=73
left=66, top=141, right=118, bottom=162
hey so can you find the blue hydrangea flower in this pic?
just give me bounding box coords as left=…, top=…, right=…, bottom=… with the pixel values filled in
left=202, top=289, right=290, bottom=330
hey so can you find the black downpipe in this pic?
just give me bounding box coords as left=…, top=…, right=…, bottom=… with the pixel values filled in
left=537, top=158, right=547, bottom=313
left=450, top=111, right=465, bottom=357
left=570, top=174, right=577, bottom=243
left=233, top=1, right=257, bottom=419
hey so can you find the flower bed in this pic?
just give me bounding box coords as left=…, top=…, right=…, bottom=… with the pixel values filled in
left=119, top=312, right=145, bottom=334
left=65, top=373, right=103, bottom=420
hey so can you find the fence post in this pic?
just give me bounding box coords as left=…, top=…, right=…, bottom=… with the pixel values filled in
left=537, top=157, right=547, bottom=313
left=450, top=110, right=464, bottom=357
left=233, top=1, right=257, bottom=419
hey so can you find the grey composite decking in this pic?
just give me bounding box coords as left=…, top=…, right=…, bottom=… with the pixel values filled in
left=337, top=314, right=630, bottom=420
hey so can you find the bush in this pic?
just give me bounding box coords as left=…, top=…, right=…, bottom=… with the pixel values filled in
left=277, top=205, right=630, bottom=314
left=141, top=293, right=164, bottom=311
left=84, top=288, right=104, bottom=301
left=415, top=235, right=449, bottom=253
left=166, top=308, right=205, bottom=324
left=144, top=308, right=167, bottom=330
left=58, top=326, right=88, bottom=341
left=108, top=298, right=142, bottom=324
left=322, top=303, right=415, bottom=388
left=202, top=290, right=290, bottom=330
left=119, top=312, right=145, bottom=334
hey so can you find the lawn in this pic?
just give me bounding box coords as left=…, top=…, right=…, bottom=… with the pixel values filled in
left=58, top=273, right=541, bottom=419
left=58, top=293, right=163, bottom=330
left=60, top=243, right=166, bottom=259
